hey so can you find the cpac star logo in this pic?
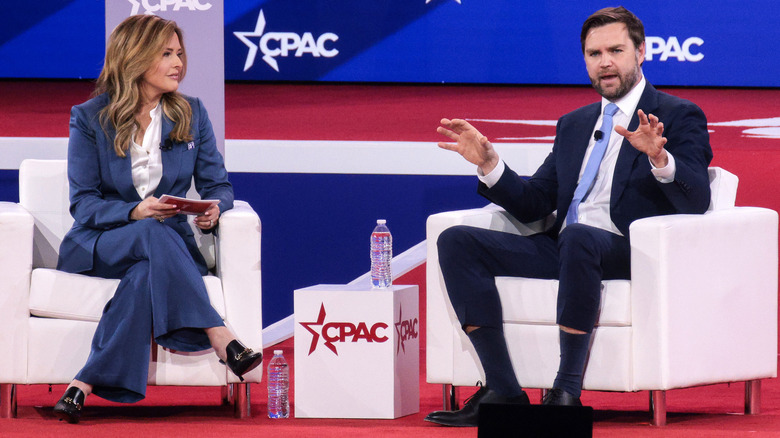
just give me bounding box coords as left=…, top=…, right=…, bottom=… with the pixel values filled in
left=128, top=0, right=212, bottom=15
left=299, top=303, right=389, bottom=356
left=394, top=304, right=419, bottom=355
left=299, top=303, right=331, bottom=355
left=233, top=10, right=269, bottom=72
left=234, top=9, right=339, bottom=73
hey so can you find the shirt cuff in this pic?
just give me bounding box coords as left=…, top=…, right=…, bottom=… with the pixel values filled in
left=477, top=160, right=506, bottom=188
left=650, top=151, right=676, bottom=183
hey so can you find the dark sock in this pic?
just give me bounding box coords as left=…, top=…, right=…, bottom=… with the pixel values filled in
left=466, top=326, right=524, bottom=397
left=552, top=330, right=592, bottom=397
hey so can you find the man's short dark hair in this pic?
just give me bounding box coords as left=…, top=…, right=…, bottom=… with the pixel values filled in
left=580, top=6, right=645, bottom=53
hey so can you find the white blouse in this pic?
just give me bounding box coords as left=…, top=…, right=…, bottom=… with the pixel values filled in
left=130, top=102, right=164, bottom=199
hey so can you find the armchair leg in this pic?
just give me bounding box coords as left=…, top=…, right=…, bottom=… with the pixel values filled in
left=649, top=390, right=667, bottom=426
left=745, top=380, right=761, bottom=415
left=442, top=384, right=460, bottom=411
left=221, top=385, right=234, bottom=406
left=232, top=383, right=251, bottom=419
left=0, top=384, right=17, bottom=418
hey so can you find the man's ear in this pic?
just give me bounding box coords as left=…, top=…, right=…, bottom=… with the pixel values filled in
left=637, top=41, right=646, bottom=67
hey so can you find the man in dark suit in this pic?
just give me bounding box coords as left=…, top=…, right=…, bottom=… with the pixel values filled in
left=425, top=6, right=712, bottom=427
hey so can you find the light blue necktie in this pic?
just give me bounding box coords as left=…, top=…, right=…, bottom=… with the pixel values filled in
left=566, top=103, right=619, bottom=225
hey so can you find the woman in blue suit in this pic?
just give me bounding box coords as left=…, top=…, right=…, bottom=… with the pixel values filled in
left=52, top=14, right=262, bottom=423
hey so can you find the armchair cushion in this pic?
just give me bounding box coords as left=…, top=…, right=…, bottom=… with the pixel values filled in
left=496, top=278, right=632, bottom=326
left=29, top=269, right=226, bottom=322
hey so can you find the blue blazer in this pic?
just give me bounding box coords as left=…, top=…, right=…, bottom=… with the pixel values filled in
left=57, top=93, right=234, bottom=274
left=479, top=83, right=713, bottom=238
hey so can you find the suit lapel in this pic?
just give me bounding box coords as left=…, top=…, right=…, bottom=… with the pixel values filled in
left=611, top=83, right=660, bottom=205
left=155, top=114, right=184, bottom=197
left=105, top=124, right=141, bottom=202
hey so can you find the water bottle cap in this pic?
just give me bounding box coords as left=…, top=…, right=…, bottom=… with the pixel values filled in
left=377, top=219, right=386, bottom=224
left=274, top=350, right=283, bottom=355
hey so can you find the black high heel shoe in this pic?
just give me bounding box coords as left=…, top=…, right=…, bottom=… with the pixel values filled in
left=220, top=340, right=263, bottom=381
left=53, top=386, right=86, bottom=424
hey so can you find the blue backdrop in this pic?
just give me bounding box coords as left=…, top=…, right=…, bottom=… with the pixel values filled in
left=1, top=0, right=778, bottom=86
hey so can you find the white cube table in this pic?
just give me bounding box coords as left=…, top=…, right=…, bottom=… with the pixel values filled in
left=294, top=284, right=420, bottom=419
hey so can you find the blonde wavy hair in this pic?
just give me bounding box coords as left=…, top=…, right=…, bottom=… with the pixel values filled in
left=95, top=14, right=193, bottom=157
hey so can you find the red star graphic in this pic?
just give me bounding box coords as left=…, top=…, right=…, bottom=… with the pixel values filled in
left=299, top=303, right=337, bottom=355
left=395, top=304, right=405, bottom=355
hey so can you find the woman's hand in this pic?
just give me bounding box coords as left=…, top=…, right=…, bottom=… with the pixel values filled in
left=194, top=203, right=220, bottom=230
left=130, top=197, right=179, bottom=222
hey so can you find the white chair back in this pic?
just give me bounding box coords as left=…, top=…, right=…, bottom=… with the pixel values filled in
left=18, top=159, right=216, bottom=270
left=19, top=160, right=72, bottom=269
left=708, top=167, right=739, bottom=211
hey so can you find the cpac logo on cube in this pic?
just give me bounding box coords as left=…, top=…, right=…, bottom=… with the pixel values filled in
left=234, top=10, right=339, bottom=73
left=299, top=303, right=418, bottom=356
left=128, top=0, right=212, bottom=15
left=395, top=304, right=419, bottom=355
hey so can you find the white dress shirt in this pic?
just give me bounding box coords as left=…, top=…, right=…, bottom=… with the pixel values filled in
left=479, top=76, right=676, bottom=236
left=130, top=102, right=164, bottom=200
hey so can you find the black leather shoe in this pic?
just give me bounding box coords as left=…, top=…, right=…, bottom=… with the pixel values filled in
left=220, top=340, right=263, bottom=381
left=53, top=386, right=86, bottom=424
left=542, top=388, right=582, bottom=406
left=424, top=385, right=530, bottom=427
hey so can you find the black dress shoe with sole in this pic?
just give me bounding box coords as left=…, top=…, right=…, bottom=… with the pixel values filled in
left=53, top=386, right=86, bottom=424
left=424, top=385, right=530, bottom=427
left=542, top=388, right=583, bottom=406
left=220, top=339, right=263, bottom=381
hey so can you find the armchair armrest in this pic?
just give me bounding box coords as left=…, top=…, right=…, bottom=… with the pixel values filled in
left=215, top=201, right=262, bottom=355
left=0, top=202, right=35, bottom=382
left=426, top=205, right=551, bottom=383
left=630, top=207, right=779, bottom=390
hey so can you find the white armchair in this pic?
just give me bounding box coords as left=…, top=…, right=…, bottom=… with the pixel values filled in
left=426, top=167, right=778, bottom=425
left=0, top=159, right=263, bottom=418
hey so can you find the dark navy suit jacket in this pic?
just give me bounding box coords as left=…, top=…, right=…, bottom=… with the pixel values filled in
left=479, top=83, right=713, bottom=238
left=57, top=93, right=234, bottom=274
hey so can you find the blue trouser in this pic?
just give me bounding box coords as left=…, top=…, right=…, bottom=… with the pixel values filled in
left=75, top=219, right=224, bottom=403
left=437, top=223, right=631, bottom=333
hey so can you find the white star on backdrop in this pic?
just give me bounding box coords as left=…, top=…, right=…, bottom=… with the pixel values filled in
left=233, top=10, right=278, bottom=72
left=127, top=0, right=142, bottom=15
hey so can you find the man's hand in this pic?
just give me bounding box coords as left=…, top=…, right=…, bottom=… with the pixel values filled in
left=130, top=196, right=179, bottom=222
left=614, top=109, right=669, bottom=167
left=437, top=118, right=500, bottom=175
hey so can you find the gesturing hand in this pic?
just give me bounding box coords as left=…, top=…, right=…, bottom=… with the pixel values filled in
left=437, top=118, right=499, bottom=175
left=130, top=196, right=179, bottom=222
left=614, top=109, right=669, bottom=167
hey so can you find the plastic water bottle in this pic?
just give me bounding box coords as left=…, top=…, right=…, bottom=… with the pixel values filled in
left=267, top=350, right=289, bottom=418
left=371, top=219, right=392, bottom=289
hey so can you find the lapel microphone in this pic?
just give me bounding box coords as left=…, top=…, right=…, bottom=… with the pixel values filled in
left=594, top=130, right=603, bottom=141
left=160, top=138, right=173, bottom=151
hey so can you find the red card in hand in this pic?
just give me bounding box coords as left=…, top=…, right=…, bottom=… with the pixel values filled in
left=158, top=194, right=219, bottom=215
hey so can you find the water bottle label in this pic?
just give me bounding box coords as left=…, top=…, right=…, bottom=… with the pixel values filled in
left=370, top=230, right=392, bottom=288
left=268, top=355, right=290, bottom=418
